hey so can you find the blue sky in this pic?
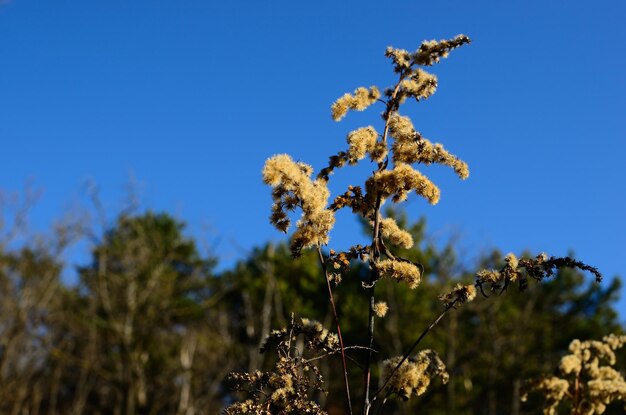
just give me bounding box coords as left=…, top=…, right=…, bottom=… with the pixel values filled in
left=1, top=1, right=625, bottom=314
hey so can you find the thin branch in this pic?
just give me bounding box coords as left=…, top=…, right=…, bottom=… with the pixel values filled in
left=304, top=346, right=377, bottom=364
left=317, top=246, right=353, bottom=415
left=369, top=299, right=459, bottom=407
left=363, top=73, right=405, bottom=415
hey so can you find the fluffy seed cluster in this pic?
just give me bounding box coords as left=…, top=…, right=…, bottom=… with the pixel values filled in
left=263, top=154, right=335, bottom=256
left=475, top=252, right=603, bottom=295
left=376, top=217, right=414, bottom=249
left=366, top=163, right=440, bottom=205
left=346, top=126, right=386, bottom=164
left=375, top=259, right=421, bottom=289
left=373, top=301, right=389, bottom=318
left=331, top=86, right=381, bottom=121
left=439, top=283, right=477, bottom=308
left=398, top=68, right=438, bottom=103
left=384, top=47, right=412, bottom=73
left=412, top=35, right=471, bottom=66
left=389, top=114, right=469, bottom=179
left=299, top=318, right=340, bottom=352
left=523, top=334, right=626, bottom=415
left=260, top=318, right=339, bottom=355
left=227, top=317, right=331, bottom=415
left=385, top=35, right=470, bottom=73
left=382, top=350, right=449, bottom=400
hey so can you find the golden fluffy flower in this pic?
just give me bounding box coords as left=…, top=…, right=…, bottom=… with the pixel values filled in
left=375, top=259, right=421, bottom=289
left=346, top=126, right=379, bottom=164
left=382, top=350, right=448, bottom=400
left=331, top=86, right=380, bottom=121
left=377, top=217, right=414, bottom=249
left=366, top=163, right=440, bottom=205
left=439, top=283, right=477, bottom=307
left=373, top=301, right=389, bottom=318
left=263, top=154, right=335, bottom=255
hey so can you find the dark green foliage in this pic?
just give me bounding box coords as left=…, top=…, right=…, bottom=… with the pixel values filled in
left=0, top=208, right=621, bottom=414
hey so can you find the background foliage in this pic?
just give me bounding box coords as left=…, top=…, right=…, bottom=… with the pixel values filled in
left=0, top=201, right=621, bottom=414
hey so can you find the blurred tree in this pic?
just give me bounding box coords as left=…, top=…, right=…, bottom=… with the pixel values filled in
left=66, top=212, right=221, bottom=414
left=0, top=202, right=621, bottom=414
left=0, top=246, right=64, bottom=414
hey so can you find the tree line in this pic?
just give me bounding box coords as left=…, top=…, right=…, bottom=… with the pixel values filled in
left=0, top=204, right=621, bottom=414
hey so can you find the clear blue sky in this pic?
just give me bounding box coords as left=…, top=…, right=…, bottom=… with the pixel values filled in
left=1, top=1, right=625, bottom=314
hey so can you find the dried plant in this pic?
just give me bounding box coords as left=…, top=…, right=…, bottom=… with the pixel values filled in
left=523, top=334, right=626, bottom=415
left=224, top=316, right=338, bottom=415
left=227, top=34, right=604, bottom=414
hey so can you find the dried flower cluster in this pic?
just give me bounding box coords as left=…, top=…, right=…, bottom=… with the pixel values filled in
left=373, top=301, right=389, bottom=318
left=389, top=114, right=469, bottom=179
left=365, top=163, right=441, bottom=205
left=439, top=283, right=477, bottom=308
left=377, top=217, right=414, bottom=249
left=382, top=350, right=449, bottom=400
left=226, top=317, right=337, bottom=415
left=522, top=334, right=626, bottom=415
left=263, top=154, right=335, bottom=256
left=255, top=36, right=472, bottom=414
left=475, top=252, right=602, bottom=296
left=260, top=317, right=339, bottom=354
left=374, top=259, right=422, bottom=289
left=346, top=126, right=387, bottom=164
left=264, top=35, right=472, bottom=293
left=385, top=35, right=471, bottom=72
left=331, top=86, right=381, bottom=121
left=251, top=33, right=605, bottom=415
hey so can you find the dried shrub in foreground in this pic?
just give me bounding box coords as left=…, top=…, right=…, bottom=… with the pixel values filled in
left=225, top=317, right=337, bottom=415
left=227, top=35, right=604, bottom=414
left=523, top=334, right=626, bottom=415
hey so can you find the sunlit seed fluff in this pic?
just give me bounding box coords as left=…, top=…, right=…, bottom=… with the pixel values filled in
left=527, top=333, right=626, bottom=414
left=263, top=154, right=312, bottom=189
left=373, top=301, right=389, bottom=318
left=369, top=141, right=388, bottom=163
left=603, top=334, right=626, bottom=350
left=505, top=253, right=519, bottom=269
left=412, top=34, right=471, bottom=66
left=290, top=208, right=335, bottom=255
left=388, top=114, right=417, bottom=143
left=366, top=163, right=440, bottom=204
left=400, top=69, right=438, bottom=101
left=382, top=350, right=449, bottom=401
left=376, top=217, right=414, bottom=249
left=559, top=354, right=582, bottom=375
left=439, top=283, right=477, bottom=307
left=300, top=318, right=339, bottom=351
left=346, top=126, right=378, bottom=164
left=388, top=114, right=469, bottom=179
left=392, top=139, right=469, bottom=180
left=385, top=47, right=412, bottom=72
left=476, top=269, right=502, bottom=283
left=263, top=154, right=335, bottom=254
left=376, top=259, right=421, bottom=289
left=331, top=86, right=380, bottom=121
left=523, top=376, right=570, bottom=413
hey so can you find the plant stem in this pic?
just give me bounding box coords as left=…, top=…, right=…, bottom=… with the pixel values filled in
left=363, top=284, right=376, bottom=414
left=363, top=74, right=404, bottom=414
left=364, top=192, right=383, bottom=414
left=368, top=300, right=458, bottom=410
left=317, top=247, right=353, bottom=415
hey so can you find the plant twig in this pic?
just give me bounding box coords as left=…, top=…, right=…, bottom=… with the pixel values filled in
left=368, top=299, right=458, bottom=409
left=363, top=74, right=404, bottom=414
left=317, top=246, right=353, bottom=415
left=305, top=345, right=377, bottom=364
